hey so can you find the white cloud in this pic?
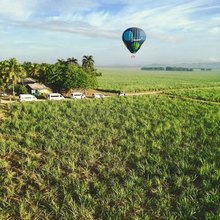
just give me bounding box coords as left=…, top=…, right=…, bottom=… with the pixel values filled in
left=210, top=27, right=220, bottom=34
left=147, top=32, right=179, bottom=42
left=0, top=0, right=37, bottom=21
left=208, top=57, right=219, bottom=62
left=86, top=11, right=109, bottom=27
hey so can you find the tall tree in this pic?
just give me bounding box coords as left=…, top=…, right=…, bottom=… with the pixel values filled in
left=82, top=55, right=101, bottom=76
left=82, top=55, right=95, bottom=72
left=0, top=61, right=7, bottom=92
left=2, top=58, right=26, bottom=97
left=63, top=65, right=97, bottom=90
left=45, top=63, right=97, bottom=91
left=22, top=61, right=32, bottom=74
left=38, top=63, right=50, bottom=84
left=56, top=59, right=67, bottom=65
left=67, top=57, right=79, bottom=66
left=29, top=63, right=41, bottom=79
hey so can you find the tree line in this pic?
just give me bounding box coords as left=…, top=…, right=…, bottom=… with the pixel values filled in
left=201, top=68, right=212, bottom=71
left=0, top=56, right=101, bottom=96
left=141, top=66, right=194, bottom=71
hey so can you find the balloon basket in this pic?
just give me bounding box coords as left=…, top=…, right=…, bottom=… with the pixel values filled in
left=131, top=55, right=135, bottom=58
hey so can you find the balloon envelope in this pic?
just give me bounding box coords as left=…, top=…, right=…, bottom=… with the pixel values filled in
left=122, top=27, right=146, bottom=54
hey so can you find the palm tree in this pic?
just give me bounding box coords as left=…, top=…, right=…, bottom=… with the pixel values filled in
left=82, top=55, right=95, bottom=72
left=0, top=61, right=7, bottom=93
left=22, top=61, right=32, bottom=74
left=0, top=60, right=12, bottom=94
left=82, top=55, right=101, bottom=76
left=3, top=58, right=26, bottom=97
left=39, top=63, right=50, bottom=84
left=67, top=57, right=79, bottom=66
left=30, top=63, right=41, bottom=79
left=57, top=59, right=66, bottom=65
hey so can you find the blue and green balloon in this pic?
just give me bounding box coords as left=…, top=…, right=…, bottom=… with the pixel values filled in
left=122, top=27, right=146, bottom=54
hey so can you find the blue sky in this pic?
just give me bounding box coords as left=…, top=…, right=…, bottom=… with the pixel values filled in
left=0, top=0, right=220, bottom=66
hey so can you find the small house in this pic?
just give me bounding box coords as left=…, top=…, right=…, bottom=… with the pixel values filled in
left=26, top=83, right=51, bottom=96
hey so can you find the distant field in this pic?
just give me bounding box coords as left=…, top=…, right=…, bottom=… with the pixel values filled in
left=97, top=68, right=220, bottom=92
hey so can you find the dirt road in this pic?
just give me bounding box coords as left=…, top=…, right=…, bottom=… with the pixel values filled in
left=0, top=86, right=219, bottom=106
left=126, top=91, right=162, bottom=96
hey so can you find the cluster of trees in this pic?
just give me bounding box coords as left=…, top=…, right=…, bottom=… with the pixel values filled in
left=165, top=66, right=193, bottom=71
left=141, top=66, right=194, bottom=71
left=141, top=66, right=215, bottom=72
left=141, top=67, right=165, bottom=71
left=201, top=68, right=212, bottom=71
left=0, top=56, right=101, bottom=95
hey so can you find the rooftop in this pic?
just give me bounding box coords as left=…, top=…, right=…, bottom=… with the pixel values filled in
left=27, top=83, right=50, bottom=90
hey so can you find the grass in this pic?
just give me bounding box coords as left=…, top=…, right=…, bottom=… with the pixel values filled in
left=0, top=96, right=220, bottom=219
left=97, top=68, right=220, bottom=92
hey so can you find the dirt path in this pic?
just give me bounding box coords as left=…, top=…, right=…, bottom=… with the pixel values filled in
left=162, top=94, right=220, bottom=105
left=0, top=86, right=220, bottom=107
left=125, top=88, right=220, bottom=105
left=0, top=99, right=15, bottom=104
left=126, top=91, right=162, bottom=96
left=124, top=86, right=220, bottom=105
left=163, top=85, right=220, bottom=92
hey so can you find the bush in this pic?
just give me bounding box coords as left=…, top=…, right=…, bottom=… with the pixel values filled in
left=15, top=84, right=28, bottom=94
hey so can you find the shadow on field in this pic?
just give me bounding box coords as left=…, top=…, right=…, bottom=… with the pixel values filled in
left=96, top=89, right=120, bottom=93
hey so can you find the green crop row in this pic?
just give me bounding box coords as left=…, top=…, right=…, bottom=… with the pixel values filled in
left=0, top=96, right=220, bottom=219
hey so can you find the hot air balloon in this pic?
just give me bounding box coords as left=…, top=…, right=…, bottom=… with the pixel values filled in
left=122, top=27, right=146, bottom=55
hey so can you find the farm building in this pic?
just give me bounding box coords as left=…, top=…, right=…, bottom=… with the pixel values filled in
left=22, top=77, right=36, bottom=84
left=26, top=83, right=51, bottom=96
